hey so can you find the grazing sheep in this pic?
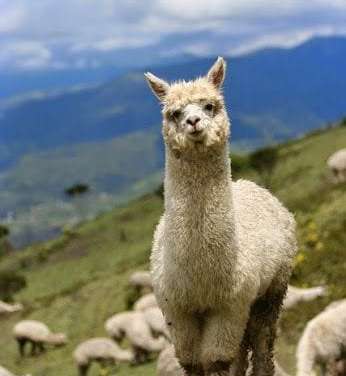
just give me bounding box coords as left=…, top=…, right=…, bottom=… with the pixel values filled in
left=296, top=299, right=346, bottom=376
left=73, top=337, right=134, bottom=376
left=13, top=320, right=67, bottom=357
left=105, top=311, right=166, bottom=363
left=145, top=57, right=297, bottom=376
left=327, top=148, right=346, bottom=183
left=0, top=301, right=23, bottom=315
left=129, top=271, right=153, bottom=295
left=283, top=285, right=327, bottom=310
left=143, top=306, right=170, bottom=339
left=134, top=293, right=158, bottom=312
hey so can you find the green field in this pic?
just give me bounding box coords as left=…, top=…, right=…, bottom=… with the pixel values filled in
left=0, top=123, right=346, bottom=375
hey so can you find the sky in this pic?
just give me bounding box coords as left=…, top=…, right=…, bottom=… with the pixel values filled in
left=1, top=0, right=346, bottom=72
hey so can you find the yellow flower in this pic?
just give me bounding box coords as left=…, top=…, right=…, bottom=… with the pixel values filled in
left=315, top=242, right=324, bottom=251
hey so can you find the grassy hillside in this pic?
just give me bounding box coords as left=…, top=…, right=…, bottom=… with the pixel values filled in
left=0, top=123, right=345, bottom=375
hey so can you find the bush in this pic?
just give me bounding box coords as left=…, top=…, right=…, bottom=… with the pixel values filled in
left=0, top=224, right=9, bottom=239
left=249, top=146, right=278, bottom=187
left=0, top=271, right=27, bottom=301
left=231, top=153, right=250, bottom=177
left=340, top=117, right=346, bottom=127
left=65, top=183, right=90, bottom=197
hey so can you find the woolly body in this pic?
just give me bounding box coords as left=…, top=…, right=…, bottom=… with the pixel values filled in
left=283, top=285, right=327, bottom=310
left=0, top=301, right=23, bottom=315
left=134, top=293, right=158, bottom=311
left=105, top=311, right=166, bottom=363
left=327, top=148, right=346, bottom=183
left=73, top=337, right=133, bottom=376
left=296, top=300, right=346, bottom=376
left=146, top=57, right=297, bottom=375
left=143, top=306, right=170, bottom=339
left=129, top=271, right=152, bottom=291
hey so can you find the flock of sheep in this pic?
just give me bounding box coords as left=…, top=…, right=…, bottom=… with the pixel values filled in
left=1, top=272, right=345, bottom=376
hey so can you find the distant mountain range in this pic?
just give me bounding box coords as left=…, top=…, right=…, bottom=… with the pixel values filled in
left=0, top=36, right=346, bottom=246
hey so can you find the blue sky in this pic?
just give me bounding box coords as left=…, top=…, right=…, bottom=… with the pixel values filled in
left=1, top=0, right=346, bottom=71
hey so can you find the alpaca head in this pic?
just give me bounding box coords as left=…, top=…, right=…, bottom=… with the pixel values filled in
left=49, top=332, right=68, bottom=346
left=145, top=57, right=230, bottom=154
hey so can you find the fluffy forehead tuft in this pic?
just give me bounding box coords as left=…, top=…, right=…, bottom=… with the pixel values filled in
left=163, top=77, right=224, bottom=110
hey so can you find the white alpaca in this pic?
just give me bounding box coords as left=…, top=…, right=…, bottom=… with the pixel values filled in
left=283, top=285, right=327, bottom=310
left=105, top=311, right=166, bottom=363
left=145, top=57, right=297, bottom=376
left=129, top=271, right=153, bottom=295
left=143, top=306, right=171, bottom=339
left=327, top=148, right=346, bottom=183
left=13, top=320, right=67, bottom=357
left=296, top=299, right=346, bottom=376
left=73, top=337, right=134, bottom=376
left=0, top=366, right=30, bottom=376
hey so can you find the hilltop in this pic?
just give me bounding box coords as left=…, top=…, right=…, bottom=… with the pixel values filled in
left=0, top=122, right=345, bottom=375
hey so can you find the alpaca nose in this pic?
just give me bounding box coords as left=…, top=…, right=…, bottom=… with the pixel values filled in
left=186, top=116, right=201, bottom=127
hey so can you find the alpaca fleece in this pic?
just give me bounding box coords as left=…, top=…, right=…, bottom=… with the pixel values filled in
left=146, top=57, right=297, bottom=375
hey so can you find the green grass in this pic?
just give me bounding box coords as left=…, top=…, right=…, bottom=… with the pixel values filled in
left=0, top=123, right=346, bottom=375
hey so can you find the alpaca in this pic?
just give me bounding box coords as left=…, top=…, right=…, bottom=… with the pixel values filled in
left=13, top=320, right=67, bottom=357
left=145, top=57, right=297, bottom=376
left=0, top=301, right=23, bottom=315
left=73, top=337, right=134, bottom=376
left=296, top=299, right=346, bottom=376
left=327, top=148, right=346, bottom=183
left=0, top=366, right=30, bottom=376
left=283, top=285, right=327, bottom=310
left=105, top=311, right=166, bottom=363
left=134, top=293, right=158, bottom=311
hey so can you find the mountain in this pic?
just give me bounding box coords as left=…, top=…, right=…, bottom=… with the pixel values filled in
left=1, top=36, right=346, bottom=245
left=0, top=123, right=345, bottom=375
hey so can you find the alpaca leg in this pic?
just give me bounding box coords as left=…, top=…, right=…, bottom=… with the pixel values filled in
left=249, top=285, right=286, bottom=376
left=78, top=364, right=89, bottom=376
left=17, top=338, right=26, bottom=357
left=168, top=312, right=203, bottom=375
left=201, top=308, right=250, bottom=376
left=30, top=341, right=37, bottom=356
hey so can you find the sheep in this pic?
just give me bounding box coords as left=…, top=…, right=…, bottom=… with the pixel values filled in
left=327, top=148, right=346, bottom=183
left=13, top=320, right=67, bottom=357
left=145, top=56, right=297, bottom=376
left=142, top=306, right=170, bottom=339
left=283, top=285, right=327, bottom=310
left=105, top=311, right=166, bottom=364
left=296, top=299, right=346, bottom=376
left=129, top=271, right=153, bottom=295
left=0, top=366, right=30, bottom=376
left=73, top=337, right=134, bottom=376
left=134, top=293, right=158, bottom=311
left=0, top=301, right=23, bottom=315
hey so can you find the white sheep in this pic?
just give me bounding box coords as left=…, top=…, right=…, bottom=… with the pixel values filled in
left=134, top=293, right=158, bottom=311
left=13, top=320, right=67, bottom=357
left=73, top=337, right=134, bottom=376
left=0, top=366, right=30, bottom=376
left=145, top=57, right=297, bottom=376
left=129, top=271, right=153, bottom=295
left=0, top=301, right=23, bottom=315
left=143, top=306, right=170, bottom=339
left=283, top=285, right=327, bottom=310
left=105, top=311, right=166, bottom=363
left=327, top=148, right=346, bottom=183
left=296, top=299, right=346, bottom=376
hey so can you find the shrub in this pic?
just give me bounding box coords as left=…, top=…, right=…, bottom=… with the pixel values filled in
left=65, top=183, right=90, bottom=197
left=249, top=146, right=278, bottom=187
left=0, top=270, right=27, bottom=301
left=0, top=224, right=9, bottom=239
left=231, top=153, right=250, bottom=177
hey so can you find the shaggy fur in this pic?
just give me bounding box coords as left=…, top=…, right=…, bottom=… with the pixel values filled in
left=145, top=57, right=297, bottom=376
left=134, top=293, right=158, bottom=311
left=73, top=337, right=133, bottom=376
left=283, top=285, right=327, bottom=310
left=327, top=149, right=346, bottom=183
left=13, top=320, right=67, bottom=357
left=105, top=311, right=166, bottom=364
left=296, top=299, right=346, bottom=376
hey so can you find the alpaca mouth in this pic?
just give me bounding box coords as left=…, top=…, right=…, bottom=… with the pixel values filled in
left=187, top=129, right=205, bottom=140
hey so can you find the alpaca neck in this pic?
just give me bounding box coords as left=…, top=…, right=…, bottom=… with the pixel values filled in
left=165, top=143, right=233, bottom=214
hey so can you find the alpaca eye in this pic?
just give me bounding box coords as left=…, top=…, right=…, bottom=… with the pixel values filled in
left=204, top=103, right=214, bottom=112
left=172, top=110, right=182, bottom=119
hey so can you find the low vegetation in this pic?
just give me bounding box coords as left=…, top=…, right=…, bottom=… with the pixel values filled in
left=0, top=122, right=345, bottom=375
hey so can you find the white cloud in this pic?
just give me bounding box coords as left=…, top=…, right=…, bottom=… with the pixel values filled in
left=0, top=0, right=346, bottom=70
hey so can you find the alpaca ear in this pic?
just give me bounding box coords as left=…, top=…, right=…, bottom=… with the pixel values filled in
left=144, top=72, right=170, bottom=101
left=207, top=56, right=226, bottom=89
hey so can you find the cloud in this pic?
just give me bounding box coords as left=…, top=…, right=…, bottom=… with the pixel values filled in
left=0, top=0, right=346, bottom=71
